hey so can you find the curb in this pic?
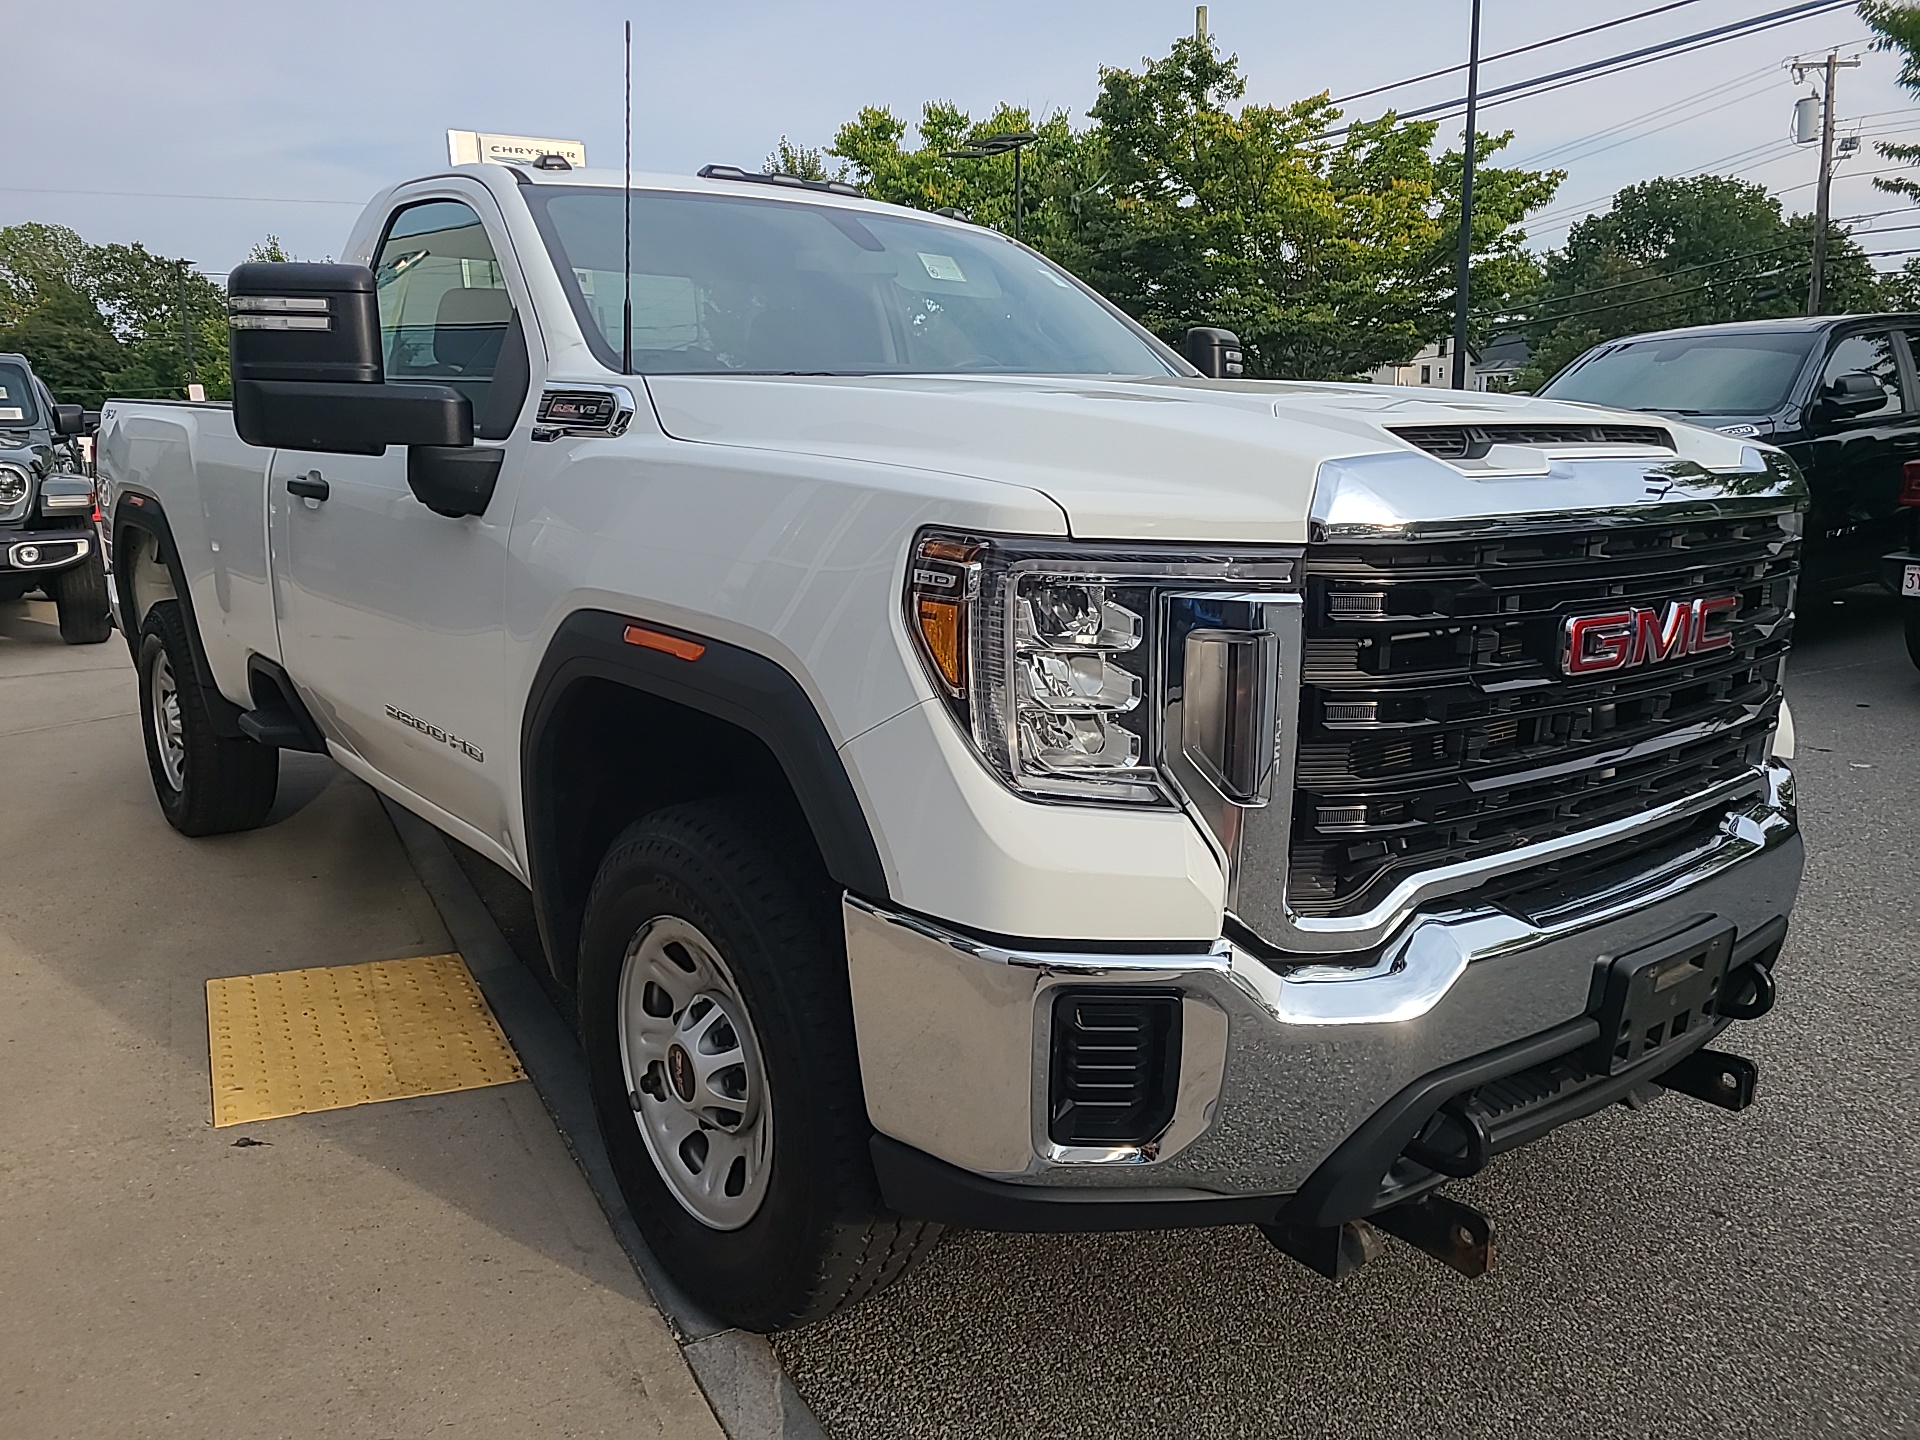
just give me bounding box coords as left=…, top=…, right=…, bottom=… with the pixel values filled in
left=380, top=797, right=829, bottom=1440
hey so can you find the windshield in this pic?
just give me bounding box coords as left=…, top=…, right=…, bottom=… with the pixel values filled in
left=524, top=186, right=1181, bottom=377
left=1540, top=331, right=1816, bottom=414
left=0, top=362, right=40, bottom=427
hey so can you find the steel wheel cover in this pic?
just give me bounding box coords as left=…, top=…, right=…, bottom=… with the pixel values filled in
left=616, top=914, right=774, bottom=1230
left=151, top=650, right=186, bottom=792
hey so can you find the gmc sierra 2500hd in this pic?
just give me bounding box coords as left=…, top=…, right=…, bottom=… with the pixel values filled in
left=97, top=160, right=1804, bottom=1332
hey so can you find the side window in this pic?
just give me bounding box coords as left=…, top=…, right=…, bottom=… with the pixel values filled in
left=374, top=200, right=511, bottom=415
left=1817, top=331, right=1906, bottom=418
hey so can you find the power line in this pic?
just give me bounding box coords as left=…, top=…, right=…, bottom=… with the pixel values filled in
left=1321, top=0, right=1856, bottom=139
left=1488, top=228, right=1920, bottom=327
left=0, top=185, right=363, bottom=207
left=1499, top=267, right=1795, bottom=326
left=1509, top=66, right=1781, bottom=168
left=1521, top=77, right=1787, bottom=172
left=1329, top=0, right=1712, bottom=106
left=1483, top=242, right=1809, bottom=319
left=1523, top=118, right=1897, bottom=237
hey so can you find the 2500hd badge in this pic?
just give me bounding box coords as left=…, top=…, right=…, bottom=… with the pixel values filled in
left=385, top=704, right=484, bottom=762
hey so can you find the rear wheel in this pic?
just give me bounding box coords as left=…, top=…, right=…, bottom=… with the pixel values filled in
left=51, top=551, right=112, bottom=644
left=1905, top=599, right=1920, bottom=671
left=137, top=601, right=279, bottom=835
left=577, top=802, right=940, bottom=1331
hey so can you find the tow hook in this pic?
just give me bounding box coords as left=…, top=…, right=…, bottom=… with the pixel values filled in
left=1259, top=1191, right=1495, bottom=1281
left=1655, top=1047, right=1758, bottom=1112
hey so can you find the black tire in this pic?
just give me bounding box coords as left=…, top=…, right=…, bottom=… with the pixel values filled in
left=137, top=601, right=279, bottom=836
left=51, top=551, right=113, bottom=643
left=578, top=801, right=940, bottom=1331
left=1905, top=599, right=1920, bottom=671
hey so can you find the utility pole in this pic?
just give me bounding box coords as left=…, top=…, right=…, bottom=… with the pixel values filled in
left=1451, top=0, right=1482, bottom=389
left=1196, top=5, right=1207, bottom=42
left=1794, top=49, right=1860, bottom=315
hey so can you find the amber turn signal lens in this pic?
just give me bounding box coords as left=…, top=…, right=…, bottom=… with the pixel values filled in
left=916, top=597, right=965, bottom=692
left=623, top=623, right=706, bottom=662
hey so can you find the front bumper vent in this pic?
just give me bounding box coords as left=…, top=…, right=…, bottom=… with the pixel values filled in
left=1047, top=990, right=1181, bottom=1146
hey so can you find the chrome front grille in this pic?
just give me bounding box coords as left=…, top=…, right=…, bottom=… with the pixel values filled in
left=1287, top=510, right=1798, bottom=920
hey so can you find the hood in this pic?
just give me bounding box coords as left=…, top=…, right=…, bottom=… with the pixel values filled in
left=644, top=373, right=1762, bottom=543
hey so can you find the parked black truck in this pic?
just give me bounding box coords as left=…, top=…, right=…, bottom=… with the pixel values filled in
left=0, top=352, right=111, bottom=643
left=1539, top=315, right=1920, bottom=599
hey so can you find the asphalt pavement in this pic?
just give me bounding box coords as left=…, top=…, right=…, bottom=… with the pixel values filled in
left=771, top=589, right=1920, bottom=1440
left=5, top=583, right=1912, bottom=1440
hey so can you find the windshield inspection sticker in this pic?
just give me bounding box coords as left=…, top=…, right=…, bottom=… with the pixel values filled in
left=918, top=253, right=967, bottom=282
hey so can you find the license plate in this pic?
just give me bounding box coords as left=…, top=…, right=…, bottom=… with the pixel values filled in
left=1904, top=563, right=1920, bottom=597
left=1591, top=925, right=1735, bottom=1074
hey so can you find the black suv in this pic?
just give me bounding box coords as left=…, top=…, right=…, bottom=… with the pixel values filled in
left=0, top=352, right=111, bottom=644
left=1539, top=315, right=1920, bottom=598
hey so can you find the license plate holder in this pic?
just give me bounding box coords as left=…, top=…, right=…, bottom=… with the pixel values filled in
left=1904, top=562, right=1920, bottom=598
left=1590, top=923, right=1735, bottom=1075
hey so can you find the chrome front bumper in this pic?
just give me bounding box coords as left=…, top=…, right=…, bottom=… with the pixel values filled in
left=845, top=761, right=1802, bottom=1199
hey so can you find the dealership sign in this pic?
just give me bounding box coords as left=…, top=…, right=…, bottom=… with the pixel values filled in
left=447, top=130, right=587, bottom=169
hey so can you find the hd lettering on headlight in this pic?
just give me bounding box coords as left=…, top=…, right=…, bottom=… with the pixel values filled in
left=905, top=531, right=1297, bottom=807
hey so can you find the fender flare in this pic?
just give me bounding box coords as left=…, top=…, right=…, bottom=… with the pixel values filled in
left=521, top=608, right=890, bottom=974
left=109, top=494, right=245, bottom=737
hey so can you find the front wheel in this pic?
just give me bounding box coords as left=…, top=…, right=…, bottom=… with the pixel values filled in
left=137, top=601, right=279, bottom=835
left=577, top=802, right=940, bottom=1331
left=51, top=551, right=112, bottom=644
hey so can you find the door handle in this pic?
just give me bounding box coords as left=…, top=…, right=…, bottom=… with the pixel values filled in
left=286, top=472, right=330, bottom=501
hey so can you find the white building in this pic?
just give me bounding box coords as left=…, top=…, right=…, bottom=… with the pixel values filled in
left=1370, top=333, right=1530, bottom=392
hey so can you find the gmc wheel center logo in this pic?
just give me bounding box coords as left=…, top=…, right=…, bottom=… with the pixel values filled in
left=1559, top=596, right=1739, bottom=676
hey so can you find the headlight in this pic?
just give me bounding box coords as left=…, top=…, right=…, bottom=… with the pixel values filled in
left=0, top=464, right=29, bottom=521
left=905, top=530, right=1297, bottom=805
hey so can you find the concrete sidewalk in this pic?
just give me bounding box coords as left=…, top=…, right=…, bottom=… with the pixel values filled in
left=0, top=598, right=727, bottom=1439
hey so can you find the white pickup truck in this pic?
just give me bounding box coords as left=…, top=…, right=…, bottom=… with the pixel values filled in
left=97, top=159, right=1805, bottom=1331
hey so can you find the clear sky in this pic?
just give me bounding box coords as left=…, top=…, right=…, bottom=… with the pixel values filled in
left=6, top=0, right=1913, bottom=277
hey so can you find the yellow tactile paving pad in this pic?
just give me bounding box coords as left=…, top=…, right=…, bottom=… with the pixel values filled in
left=206, top=953, right=526, bottom=1127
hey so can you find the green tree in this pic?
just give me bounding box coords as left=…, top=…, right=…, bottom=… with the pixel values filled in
left=1862, top=2, right=1920, bottom=201
left=1071, top=39, right=1560, bottom=377
left=804, top=37, right=1561, bottom=378
left=1511, top=175, right=1886, bottom=387
left=0, top=223, right=246, bottom=401
left=830, top=102, right=1090, bottom=251
left=0, top=280, right=128, bottom=407
left=763, top=138, right=847, bottom=183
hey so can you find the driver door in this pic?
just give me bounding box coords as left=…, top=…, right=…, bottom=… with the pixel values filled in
left=1804, top=328, right=1920, bottom=591
left=271, top=192, right=535, bottom=855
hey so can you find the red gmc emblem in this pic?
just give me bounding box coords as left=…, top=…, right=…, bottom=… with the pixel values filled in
left=1559, top=596, right=1739, bottom=676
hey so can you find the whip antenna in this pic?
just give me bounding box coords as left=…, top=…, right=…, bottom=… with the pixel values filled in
left=622, top=18, right=633, bottom=375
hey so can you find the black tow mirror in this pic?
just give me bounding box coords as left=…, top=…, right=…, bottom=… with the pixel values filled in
left=228, top=262, right=471, bottom=456
left=51, top=404, right=86, bottom=437
left=1821, top=370, right=1885, bottom=418
left=1185, top=327, right=1246, bottom=378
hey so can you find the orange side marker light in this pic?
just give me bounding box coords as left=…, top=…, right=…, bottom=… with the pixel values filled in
left=623, top=624, right=706, bottom=662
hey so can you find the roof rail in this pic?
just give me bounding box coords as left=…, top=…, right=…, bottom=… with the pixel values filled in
left=696, top=164, right=864, bottom=198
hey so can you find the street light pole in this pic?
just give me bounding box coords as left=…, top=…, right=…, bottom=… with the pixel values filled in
left=179, top=262, right=200, bottom=397
left=1450, top=0, right=1482, bottom=390
left=943, top=131, right=1038, bottom=240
